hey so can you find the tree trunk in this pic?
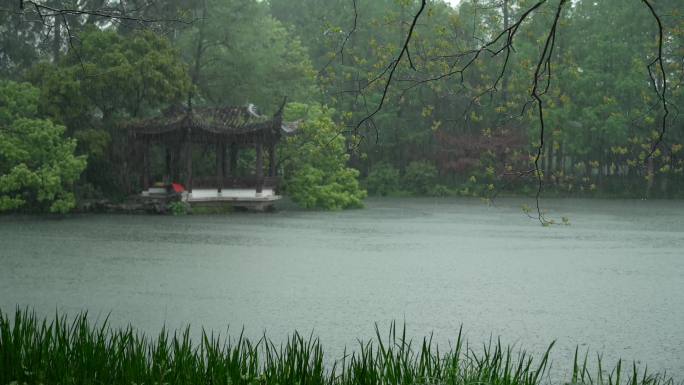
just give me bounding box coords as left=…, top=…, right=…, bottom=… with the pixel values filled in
left=52, top=15, right=61, bottom=61
left=645, top=156, right=654, bottom=198
left=188, top=0, right=207, bottom=109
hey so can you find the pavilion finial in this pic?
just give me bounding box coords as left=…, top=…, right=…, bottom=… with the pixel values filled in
left=247, top=103, right=260, bottom=118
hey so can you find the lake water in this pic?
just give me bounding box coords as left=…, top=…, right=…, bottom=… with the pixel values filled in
left=1, top=198, right=683, bottom=380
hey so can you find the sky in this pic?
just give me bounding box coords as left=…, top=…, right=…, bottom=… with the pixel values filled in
left=444, top=0, right=462, bottom=7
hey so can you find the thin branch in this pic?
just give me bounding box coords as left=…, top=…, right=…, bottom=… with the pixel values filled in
left=21, top=1, right=194, bottom=25
left=641, top=0, right=669, bottom=161
left=354, top=0, right=427, bottom=139
left=529, top=0, right=568, bottom=225
left=318, top=0, right=358, bottom=76
left=397, top=1, right=547, bottom=99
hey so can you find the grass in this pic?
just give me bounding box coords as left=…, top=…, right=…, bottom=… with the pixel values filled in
left=189, top=204, right=234, bottom=215
left=0, top=309, right=678, bottom=385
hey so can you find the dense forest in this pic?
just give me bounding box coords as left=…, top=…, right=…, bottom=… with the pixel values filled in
left=1, top=0, right=683, bottom=214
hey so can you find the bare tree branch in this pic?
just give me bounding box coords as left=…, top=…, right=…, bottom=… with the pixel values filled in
left=529, top=0, right=568, bottom=225
left=354, top=0, right=427, bottom=138
left=319, top=0, right=358, bottom=76
left=641, top=0, right=669, bottom=161
left=19, top=1, right=194, bottom=25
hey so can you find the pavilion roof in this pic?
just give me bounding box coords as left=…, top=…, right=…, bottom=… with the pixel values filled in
left=128, top=103, right=295, bottom=144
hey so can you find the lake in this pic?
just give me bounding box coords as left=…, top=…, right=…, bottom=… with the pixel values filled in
left=1, top=198, right=683, bottom=380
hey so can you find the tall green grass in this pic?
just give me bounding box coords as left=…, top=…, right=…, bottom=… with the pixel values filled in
left=0, top=308, right=678, bottom=385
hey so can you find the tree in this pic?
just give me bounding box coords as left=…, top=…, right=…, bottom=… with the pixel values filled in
left=0, top=81, right=86, bottom=213
left=365, top=162, right=400, bottom=196
left=4, top=0, right=681, bottom=215
left=35, top=26, right=191, bottom=124
left=273, top=0, right=683, bottom=216
left=177, top=0, right=316, bottom=110
left=280, top=103, right=366, bottom=210
left=28, top=26, right=191, bottom=197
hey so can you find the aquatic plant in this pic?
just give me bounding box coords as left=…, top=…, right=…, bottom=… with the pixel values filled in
left=0, top=309, right=678, bottom=385
left=168, top=201, right=189, bottom=216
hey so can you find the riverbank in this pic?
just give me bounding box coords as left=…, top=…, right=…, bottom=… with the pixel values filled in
left=1, top=309, right=679, bottom=385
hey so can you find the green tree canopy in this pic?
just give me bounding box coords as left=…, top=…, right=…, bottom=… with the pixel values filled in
left=0, top=81, right=86, bottom=214
left=177, top=0, right=317, bottom=110
left=26, top=27, right=191, bottom=197
left=34, top=26, right=191, bottom=126
left=281, top=103, right=366, bottom=210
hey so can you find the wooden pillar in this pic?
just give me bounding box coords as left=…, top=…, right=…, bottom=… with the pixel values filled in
left=165, top=147, right=172, bottom=184
left=185, top=140, right=193, bottom=193
left=142, top=138, right=150, bottom=191
left=221, top=142, right=228, bottom=178
left=216, top=140, right=225, bottom=193
left=174, top=143, right=182, bottom=182
left=230, top=142, right=238, bottom=177
left=268, top=143, right=276, bottom=177
left=255, top=142, right=263, bottom=194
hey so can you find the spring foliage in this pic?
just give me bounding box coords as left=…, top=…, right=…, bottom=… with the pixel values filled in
left=2, top=0, right=684, bottom=207
left=365, top=162, right=400, bottom=196
left=0, top=81, right=86, bottom=213
left=281, top=103, right=366, bottom=210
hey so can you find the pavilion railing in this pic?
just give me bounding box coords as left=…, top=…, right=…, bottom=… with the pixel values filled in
left=192, top=176, right=281, bottom=191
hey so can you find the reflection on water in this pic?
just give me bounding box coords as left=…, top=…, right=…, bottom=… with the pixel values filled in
left=1, top=198, right=683, bottom=379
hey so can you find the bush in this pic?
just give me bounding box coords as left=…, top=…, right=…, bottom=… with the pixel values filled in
left=365, top=162, right=400, bottom=196
left=281, top=103, right=366, bottom=210
left=403, top=160, right=438, bottom=195
left=287, top=165, right=365, bottom=210
left=428, top=184, right=452, bottom=197
left=0, top=81, right=86, bottom=214
left=168, top=201, right=189, bottom=216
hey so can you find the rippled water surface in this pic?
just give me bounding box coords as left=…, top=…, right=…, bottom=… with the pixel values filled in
left=1, top=198, right=683, bottom=379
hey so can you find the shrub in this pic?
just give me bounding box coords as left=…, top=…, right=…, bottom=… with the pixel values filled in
left=168, top=201, right=189, bottom=216
left=287, top=165, right=365, bottom=210
left=428, top=184, right=452, bottom=197
left=365, top=162, right=400, bottom=196
left=403, top=160, right=438, bottom=195
left=281, top=103, right=366, bottom=210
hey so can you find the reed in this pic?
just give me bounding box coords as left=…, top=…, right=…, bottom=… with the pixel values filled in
left=0, top=309, right=678, bottom=385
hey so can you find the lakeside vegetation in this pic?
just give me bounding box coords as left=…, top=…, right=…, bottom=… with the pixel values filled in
left=1, top=1, right=683, bottom=214
left=0, top=309, right=679, bottom=385
left=1, top=2, right=681, bottom=382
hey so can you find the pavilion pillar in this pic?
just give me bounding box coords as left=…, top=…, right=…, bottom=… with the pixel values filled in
left=142, top=138, right=150, bottom=191
left=165, top=147, right=172, bottom=184
left=229, top=142, right=238, bottom=177
left=268, top=143, right=276, bottom=177
left=185, top=139, right=193, bottom=193
left=217, top=140, right=225, bottom=193
left=255, top=142, right=263, bottom=194
left=222, top=142, right=228, bottom=178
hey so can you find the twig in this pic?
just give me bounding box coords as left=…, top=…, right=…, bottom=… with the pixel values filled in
left=354, top=0, right=427, bottom=139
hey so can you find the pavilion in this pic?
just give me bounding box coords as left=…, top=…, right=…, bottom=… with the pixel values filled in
left=128, top=100, right=297, bottom=209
